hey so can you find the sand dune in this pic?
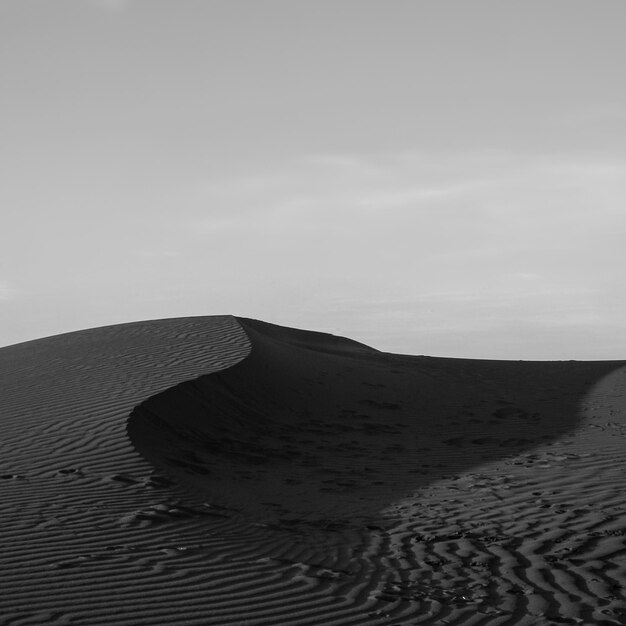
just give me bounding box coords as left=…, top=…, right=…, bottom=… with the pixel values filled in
left=1, top=316, right=625, bottom=624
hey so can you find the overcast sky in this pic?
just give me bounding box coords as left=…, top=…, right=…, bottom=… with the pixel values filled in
left=2, top=0, right=626, bottom=359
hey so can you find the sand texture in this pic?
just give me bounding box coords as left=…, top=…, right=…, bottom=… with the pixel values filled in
left=1, top=316, right=626, bottom=625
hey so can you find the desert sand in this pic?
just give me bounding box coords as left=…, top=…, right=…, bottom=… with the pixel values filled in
left=1, top=315, right=625, bottom=625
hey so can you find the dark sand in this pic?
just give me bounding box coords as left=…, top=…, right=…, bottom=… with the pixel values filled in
left=1, top=316, right=625, bottom=624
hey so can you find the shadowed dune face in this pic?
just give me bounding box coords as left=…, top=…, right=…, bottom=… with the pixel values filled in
left=128, top=318, right=623, bottom=523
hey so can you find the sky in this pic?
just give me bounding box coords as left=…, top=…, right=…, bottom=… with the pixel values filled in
left=1, top=0, right=626, bottom=359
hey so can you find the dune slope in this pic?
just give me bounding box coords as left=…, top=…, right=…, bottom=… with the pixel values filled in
left=1, top=316, right=626, bottom=625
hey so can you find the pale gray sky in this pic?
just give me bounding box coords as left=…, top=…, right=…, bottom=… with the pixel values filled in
left=2, top=0, right=625, bottom=358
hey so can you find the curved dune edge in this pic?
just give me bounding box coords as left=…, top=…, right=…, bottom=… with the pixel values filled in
left=1, top=316, right=626, bottom=625
left=129, top=317, right=616, bottom=522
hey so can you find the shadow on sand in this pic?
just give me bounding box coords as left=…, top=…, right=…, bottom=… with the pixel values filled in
left=128, top=318, right=624, bottom=526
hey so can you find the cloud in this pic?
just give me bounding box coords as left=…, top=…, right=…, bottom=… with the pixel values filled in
left=182, top=151, right=626, bottom=246
left=184, top=152, right=506, bottom=230
left=179, top=153, right=626, bottom=290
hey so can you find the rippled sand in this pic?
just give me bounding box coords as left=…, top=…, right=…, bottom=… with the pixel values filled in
left=1, top=316, right=625, bottom=624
